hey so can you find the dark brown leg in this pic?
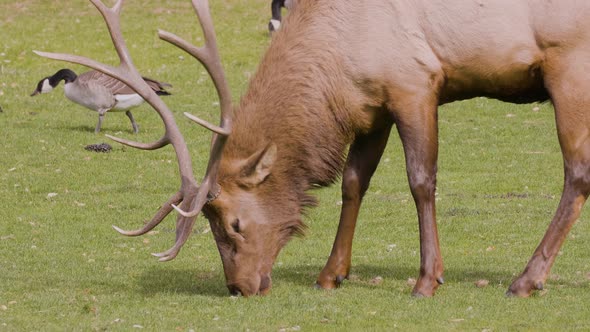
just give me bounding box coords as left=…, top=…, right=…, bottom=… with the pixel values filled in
left=316, top=123, right=393, bottom=289
left=126, top=110, right=139, bottom=134
left=395, top=101, right=443, bottom=297
left=508, top=51, right=590, bottom=296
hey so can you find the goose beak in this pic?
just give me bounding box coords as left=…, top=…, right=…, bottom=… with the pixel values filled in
left=30, top=90, right=40, bottom=97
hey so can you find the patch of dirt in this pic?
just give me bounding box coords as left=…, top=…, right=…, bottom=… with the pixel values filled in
left=84, top=143, right=112, bottom=153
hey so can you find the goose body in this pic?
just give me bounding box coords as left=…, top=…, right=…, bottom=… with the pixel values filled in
left=31, top=69, right=171, bottom=133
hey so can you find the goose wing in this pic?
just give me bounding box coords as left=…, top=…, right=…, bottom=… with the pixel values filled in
left=77, top=71, right=136, bottom=95
left=78, top=71, right=171, bottom=95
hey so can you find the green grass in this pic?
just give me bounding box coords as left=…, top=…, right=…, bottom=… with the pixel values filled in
left=2, top=1, right=590, bottom=331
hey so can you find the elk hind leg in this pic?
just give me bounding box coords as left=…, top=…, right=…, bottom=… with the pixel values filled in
left=316, top=123, right=392, bottom=289
left=508, top=54, right=590, bottom=296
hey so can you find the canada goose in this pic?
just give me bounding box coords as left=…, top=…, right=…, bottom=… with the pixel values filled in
left=31, top=68, right=171, bottom=133
left=268, top=0, right=295, bottom=34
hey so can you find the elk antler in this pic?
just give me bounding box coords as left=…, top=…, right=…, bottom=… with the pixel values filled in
left=34, top=0, right=232, bottom=261
left=158, top=0, right=233, bottom=217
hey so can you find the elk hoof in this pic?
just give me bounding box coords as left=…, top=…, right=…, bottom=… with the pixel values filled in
left=506, top=276, right=542, bottom=297
left=411, top=287, right=437, bottom=298
left=411, top=291, right=426, bottom=298
left=436, top=277, right=445, bottom=285
left=314, top=274, right=346, bottom=290
left=505, top=287, right=532, bottom=298
left=505, top=285, right=532, bottom=298
left=314, top=281, right=339, bottom=290
left=411, top=277, right=439, bottom=297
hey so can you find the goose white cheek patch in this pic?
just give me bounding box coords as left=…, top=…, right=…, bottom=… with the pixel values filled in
left=41, top=79, right=53, bottom=93
left=270, top=19, right=281, bottom=31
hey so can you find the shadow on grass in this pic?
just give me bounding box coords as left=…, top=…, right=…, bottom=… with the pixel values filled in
left=134, top=262, right=586, bottom=298
left=63, top=124, right=96, bottom=133
left=135, top=263, right=512, bottom=296
left=275, top=263, right=519, bottom=290
left=137, top=265, right=228, bottom=298
left=57, top=123, right=137, bottom=135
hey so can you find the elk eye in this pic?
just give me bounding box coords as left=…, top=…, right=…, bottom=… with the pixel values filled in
left=231, top=219, right=240, bottom=233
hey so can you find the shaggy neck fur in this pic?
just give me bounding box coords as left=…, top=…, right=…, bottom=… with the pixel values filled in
left=222, top=1, right=362, bottom=216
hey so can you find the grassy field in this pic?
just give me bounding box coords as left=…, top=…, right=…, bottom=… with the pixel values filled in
left=2, top=0, right=590, bottom=331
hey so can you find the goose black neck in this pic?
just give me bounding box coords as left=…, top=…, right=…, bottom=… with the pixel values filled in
left=50, top=69, right=78, bottom=85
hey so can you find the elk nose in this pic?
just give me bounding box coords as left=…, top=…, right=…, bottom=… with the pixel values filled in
left=227, top=284, right=243, bottom=297
left=259, top=274, right=272, bottom=295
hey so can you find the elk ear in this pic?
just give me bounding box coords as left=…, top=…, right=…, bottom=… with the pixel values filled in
left=239, top=143, right=277, bottom=187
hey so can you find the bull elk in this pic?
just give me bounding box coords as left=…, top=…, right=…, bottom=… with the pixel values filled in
left=36, top=0, right=590, bottom=298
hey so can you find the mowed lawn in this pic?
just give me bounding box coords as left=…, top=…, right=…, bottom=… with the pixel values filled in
left=1, top=1, right=590, bottom=331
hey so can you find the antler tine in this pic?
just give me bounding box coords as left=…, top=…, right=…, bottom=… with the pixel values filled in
left=105, top=134, right=170, bottom=151
left=152, top=187, right=210, bottom=260
left=183, top=112, right=231, bottom=136
left=89, top=0, right=134, bottom=72
left=172, top=175, right=216, bottom=218
left=157, top=29, right=229, bottom=135
left=113, top=191, right=183, bottom=236
left=189, top=0, right=233, bottom=122
left=158, top=0, right=233, bottom=134
left=157, top=0, right=234, bottom=218
left=33, top=50, right=121, bottom=85
left=151, top=207, right=198, bottom=261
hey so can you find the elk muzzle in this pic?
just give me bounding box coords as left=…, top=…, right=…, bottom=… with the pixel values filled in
left=227, top=273, right=272, bottom=297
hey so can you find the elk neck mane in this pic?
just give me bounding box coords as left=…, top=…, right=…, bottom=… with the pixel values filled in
left=222, top=8, right=359, bottom=211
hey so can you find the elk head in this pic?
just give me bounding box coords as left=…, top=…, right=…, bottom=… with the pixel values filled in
left=35, top=0, right=300, bottom=296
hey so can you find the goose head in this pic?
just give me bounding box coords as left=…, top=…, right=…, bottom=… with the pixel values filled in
left=30, top=77, right=55, bottom=96
left=31, top=69, right=78, bottom=96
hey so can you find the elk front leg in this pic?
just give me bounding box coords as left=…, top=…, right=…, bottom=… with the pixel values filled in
left=508, top=53, right=590, bottom=297
left=396, top=101, right=443, bottom=297
left=316, top=123, right=393, bottom=289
